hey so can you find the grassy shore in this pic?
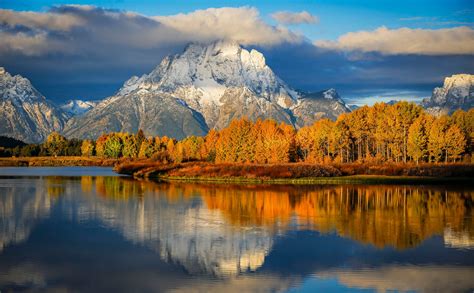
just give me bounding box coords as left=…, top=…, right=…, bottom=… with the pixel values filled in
left=114, top=161, right=474, bottom=185
left=0, top=156, right=119, bottom=167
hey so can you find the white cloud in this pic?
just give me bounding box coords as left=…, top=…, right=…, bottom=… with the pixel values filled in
left=155, top=7, right=304, bottom=45
left=271, top=11, right=318, bottom=25
left=315, top=26, right=474, bottom=55
left=0, top=32, right=68, bottom=56
left=0, top=9, right=84, bottom=31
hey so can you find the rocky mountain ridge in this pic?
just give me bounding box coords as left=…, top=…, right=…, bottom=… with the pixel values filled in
left=0, top=67, right=67, bottom=143
left=422, top=74, right=473, bottom=115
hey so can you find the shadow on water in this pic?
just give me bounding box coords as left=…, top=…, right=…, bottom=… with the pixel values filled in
left=0, top=173, right=473, bottom=292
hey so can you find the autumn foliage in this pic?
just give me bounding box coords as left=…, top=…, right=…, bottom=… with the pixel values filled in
left=95, top=102, right=474, bottom=165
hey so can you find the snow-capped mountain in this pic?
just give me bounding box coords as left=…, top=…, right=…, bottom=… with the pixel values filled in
left=422, top=74, right=474, bottom=115
left=65, top=41, right=350, bottom=140
left=60, top=99, right=97, bottom=116
left=0, top=67, right=67, bottom=143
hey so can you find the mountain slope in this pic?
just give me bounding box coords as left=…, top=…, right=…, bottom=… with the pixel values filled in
left=65, top=41, right=351, bottom=139
left=422, top=74, right=474, bottom=115
left=292, top=88, right=352, bottom=125
left=0, top=67, right=67, bottom=143
left=64, top=92, right=209, bottom=140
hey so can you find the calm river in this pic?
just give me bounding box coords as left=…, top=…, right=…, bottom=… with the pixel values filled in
left=0, top=167, right=473, bottom=292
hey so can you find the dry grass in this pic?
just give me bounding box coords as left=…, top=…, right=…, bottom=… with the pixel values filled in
left=0, top=156, right=119, bottom=167
left=116, top=161, right=341, bottom=179
left=166, top=162, right=341, bottom=179
left=335, top=162, right=474, bottom=177
left=115, top=161, right=474, bottom=180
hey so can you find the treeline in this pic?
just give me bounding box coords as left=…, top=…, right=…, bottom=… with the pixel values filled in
left=0, top=134, right=83, bottom=157
left=2, top=102, right=473, bottom=164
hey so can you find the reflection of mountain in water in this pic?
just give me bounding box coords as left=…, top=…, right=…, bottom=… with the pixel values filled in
left=0, top=179, right=55, bottom=252
left=73, top=177, right=274, bottom=276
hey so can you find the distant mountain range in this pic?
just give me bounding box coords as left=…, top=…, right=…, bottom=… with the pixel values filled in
left=0, top=42, right=472, bottom=143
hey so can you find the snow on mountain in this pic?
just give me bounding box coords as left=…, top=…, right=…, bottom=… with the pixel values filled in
left=422, top=74, right=474, bottom=115
left=0, top=67, right=67, bottom=143
left=65, top=41, right=350, bottom=140
left=60, top=99, right=97, bottom=116
left=115, top=41, right=299, bottom=130
left=292, top=88, right=352, bottom=126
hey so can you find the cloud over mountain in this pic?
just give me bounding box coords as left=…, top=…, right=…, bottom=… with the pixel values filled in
left=0, top=5, right=303, bottom=57
left=155, top=7, right=304, bottom=45
left=315, top=26, right=474, bottom=56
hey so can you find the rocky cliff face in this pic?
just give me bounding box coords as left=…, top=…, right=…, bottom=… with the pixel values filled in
left=0, top=67, right=67, bottom=143
left=65, top=41, right=350, bottom=139
left=422, top=74, right=474, bottom=115
left=292, top=88, right=352, bottom=125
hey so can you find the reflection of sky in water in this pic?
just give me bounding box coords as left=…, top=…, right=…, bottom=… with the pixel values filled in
left=0, top=172, right=473, bottom=292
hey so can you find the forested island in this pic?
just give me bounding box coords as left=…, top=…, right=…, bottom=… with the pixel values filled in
left=1, top=102, right=473, bottom=181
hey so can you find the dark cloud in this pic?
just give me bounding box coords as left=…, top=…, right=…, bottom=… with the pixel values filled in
left=260, top=43, right=474, bottom=102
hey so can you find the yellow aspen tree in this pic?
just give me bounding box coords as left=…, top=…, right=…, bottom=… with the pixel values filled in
left=444, top=125, right=467, bottom=162
left=81, top=140, right=95, bottom=157
left=428, top=116, right=449, bottom=162
left=407, top=115, right=427, bottom=164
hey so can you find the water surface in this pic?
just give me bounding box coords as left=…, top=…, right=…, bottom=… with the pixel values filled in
left=0, top=167, right=473, bottom=292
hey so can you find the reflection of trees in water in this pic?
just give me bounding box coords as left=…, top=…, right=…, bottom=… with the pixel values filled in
left=89, top=179, right=474, bottom=250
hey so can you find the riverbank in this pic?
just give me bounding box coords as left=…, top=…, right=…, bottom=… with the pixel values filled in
left=0, top=156, right=119, bottom=167
left=114, top=161, right=474, bottom=184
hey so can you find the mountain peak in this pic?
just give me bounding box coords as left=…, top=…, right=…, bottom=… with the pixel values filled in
left=61, top=99, right=97, bottom=116
left=322, top=88, right=339, bottom=99
left=422, top=73, right=473, bottom=115
left=0, top=68, right=40, bottom=102
left=118, top=40, right=292, bottom=106
left=0, top=68, right=67, bottom=142
left=443, top=74, right=474, bottom=92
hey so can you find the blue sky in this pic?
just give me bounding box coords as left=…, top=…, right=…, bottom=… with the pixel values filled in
left=1, top=0, right=473, bottom=104
left=4, top=0, right=472, bottom=39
